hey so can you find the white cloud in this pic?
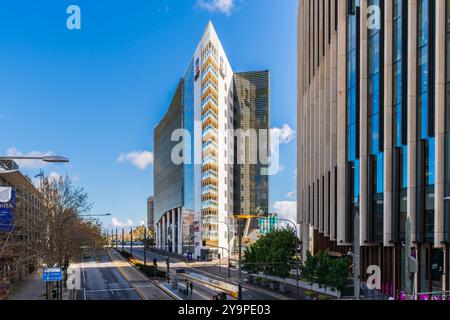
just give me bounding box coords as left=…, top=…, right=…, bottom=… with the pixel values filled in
left=6, top=148, right=53, bottom=169
left=197, top=0, right=234, bottom=15
left=111, top=217, right=134, bottom=228
left=266, top=124, right=295, bottom=175
left=273, top=201, right=297, bottom=222
left=117, top=151, right=154, bottom=170
left=271, top=124, right=295, bottom=146
left=286, top=191, right=296, bottom=199
left=48, top=171, right=61, bottom=182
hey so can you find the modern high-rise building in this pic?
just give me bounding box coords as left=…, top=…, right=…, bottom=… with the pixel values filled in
left=147, top=196, right=154, bottom=232
left=297, top=0, right=449, bottom=297
left=154, top=21, right=269, bottom=260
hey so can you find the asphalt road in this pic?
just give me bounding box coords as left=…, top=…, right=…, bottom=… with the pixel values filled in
left=122, top=246, right=292, bottom=300
left=76, top=252, right=142, bottom=300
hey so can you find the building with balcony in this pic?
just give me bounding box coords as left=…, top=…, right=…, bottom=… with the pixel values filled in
left=154, top=21, right=269, bottom=260
left=297, top=0, right=449, bottom=298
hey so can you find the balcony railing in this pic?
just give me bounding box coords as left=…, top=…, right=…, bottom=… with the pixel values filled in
left=202, top=200, right=218, bottom=210
left=203, top=126, right=218, bottom=140
left=202, top=140, right=218, bottom=152
left=201, top=65, right=218, bottom=80
left=203, top=155, right=217, bottom=165
left=201, top=230, right=219, bottom=240
left=202, top=110, right=218, bottom=123
left=201, top=80, right=218, bottom=94
left=202, top=170, right=218, bottom=181
left=202, top=185, right=218, bottom=195
left=201, top=95, right=218, bottom=109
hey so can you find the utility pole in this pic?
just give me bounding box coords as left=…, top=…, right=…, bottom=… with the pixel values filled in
left=144, top=227, right=147, bottom=266
left=122, top=228, right=124, bottom=252
left=130, top=227, right=133, bottom=256
left=353, top=207, right=360, bottom=299
left=115, top=228, right=118, bottom=250
left=296, top=260, right=299, bottom=300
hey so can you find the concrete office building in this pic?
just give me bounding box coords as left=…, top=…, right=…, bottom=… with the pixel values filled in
left=297, top=0, right=450, bottom=297
left=147, top=196, right=154, bottom=232
left=0, top=164, right=45, bottom=298
left=154, top=22, right=269, bottom=259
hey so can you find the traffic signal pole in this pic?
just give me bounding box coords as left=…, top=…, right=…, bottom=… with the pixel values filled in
left=144, top=227, right=147, bottom=266
left=238, top=219, right=243, bottom=300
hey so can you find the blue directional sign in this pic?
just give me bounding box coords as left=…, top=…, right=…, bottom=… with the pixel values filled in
left=43, top=268, right=63, bottom=282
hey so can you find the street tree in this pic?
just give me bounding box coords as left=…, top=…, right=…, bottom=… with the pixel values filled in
left=243, top=229, right=297, bottom=279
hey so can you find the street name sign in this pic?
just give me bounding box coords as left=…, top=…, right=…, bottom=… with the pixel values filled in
left=43, top=268, right=63, bottom=282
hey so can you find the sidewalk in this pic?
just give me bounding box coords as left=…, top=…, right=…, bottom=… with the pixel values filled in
left=7, top=271, right=72, bottom=300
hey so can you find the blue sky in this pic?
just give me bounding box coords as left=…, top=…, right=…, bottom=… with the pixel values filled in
left=0, top=0, right=297, bottom=228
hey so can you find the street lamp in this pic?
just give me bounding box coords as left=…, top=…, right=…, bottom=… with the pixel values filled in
left=0, top=156, right=69, bottom=163
left=80, top=213, right=111, bottom=218
left=276, top=218, right=299, bottom=234
left=204, top=217, right=232, bottom=277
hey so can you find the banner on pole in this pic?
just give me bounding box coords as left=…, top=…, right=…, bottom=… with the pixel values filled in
left=0, top=187, right=15, bottom=232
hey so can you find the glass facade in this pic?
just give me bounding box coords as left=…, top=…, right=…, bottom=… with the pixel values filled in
left=233, top=72, right=269, bottom=218
left=182, top=61, right=197, bottom=253
left=393, top=0, right=408, bottom=242
left=368, top=0, right=384, bottom=242
left=417, top=0, right=435, bottom=243
left=259, top=214, right=277, bottom=236
left=153, top=82, right=184, bottom=226
left=346, top=0, right=360, bottom=241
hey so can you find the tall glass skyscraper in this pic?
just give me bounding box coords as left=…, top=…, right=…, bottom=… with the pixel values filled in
left=154, top=22, right=269, bottom=260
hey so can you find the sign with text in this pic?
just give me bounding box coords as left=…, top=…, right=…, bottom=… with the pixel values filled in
left=43, top=268, right=63, bottom=282
left=0, top=187, right=15, bottom=232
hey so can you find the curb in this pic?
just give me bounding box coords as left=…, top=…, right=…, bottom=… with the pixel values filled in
left=153, top=281, right=183, bottom=300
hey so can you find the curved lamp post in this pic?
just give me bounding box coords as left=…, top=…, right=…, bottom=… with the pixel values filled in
left=0, top=156, right=69, bottom=163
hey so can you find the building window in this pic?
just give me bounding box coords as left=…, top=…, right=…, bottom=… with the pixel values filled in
left=417, top=0, right=435, bottom=245
left=345, top=0, right=361, bottom=242
left=368, top=0, right=384, bottom=242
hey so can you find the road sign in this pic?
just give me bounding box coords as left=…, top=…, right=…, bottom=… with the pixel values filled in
left=43, top=268, right=63, bottom=282
left=187, top=252, right=193, bottom=261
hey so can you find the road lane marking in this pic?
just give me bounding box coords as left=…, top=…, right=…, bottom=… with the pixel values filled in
left=85, top=288, right=137, bottom=293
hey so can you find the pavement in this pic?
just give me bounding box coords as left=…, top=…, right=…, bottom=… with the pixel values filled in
left=7, top=270, right=72, bottom=301
left=121, top=246, right=300, bottom=300
left=72, top=249, right=172, bottom=300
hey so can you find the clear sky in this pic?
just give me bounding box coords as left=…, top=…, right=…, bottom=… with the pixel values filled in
left=0, top=0, right=298, bottom=229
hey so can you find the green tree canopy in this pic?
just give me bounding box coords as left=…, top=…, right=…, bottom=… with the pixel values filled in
left=243, top=228, right=297, bottom=279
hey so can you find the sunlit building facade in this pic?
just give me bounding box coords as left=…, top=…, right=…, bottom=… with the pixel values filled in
left=297, top=0, right=449, bottom=298
left=155, top=22, right=269, bottom=259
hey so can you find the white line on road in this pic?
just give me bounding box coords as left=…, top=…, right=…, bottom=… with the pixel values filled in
left=85, top=288, right=137, bottom=294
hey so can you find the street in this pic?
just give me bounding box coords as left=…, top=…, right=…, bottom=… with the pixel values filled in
left=75, top=252, right=142, bottom=300
left=122, top=246, right=298, bottom=300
